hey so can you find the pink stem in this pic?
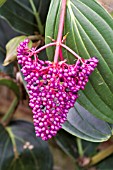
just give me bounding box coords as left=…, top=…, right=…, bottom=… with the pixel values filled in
left=35, top=42, right=56, bottom=53
left=54, top=0, right=67, bottom=63
left=59, top=48, right=64, bottom=60
left=61, top=43, right=82, bottom=61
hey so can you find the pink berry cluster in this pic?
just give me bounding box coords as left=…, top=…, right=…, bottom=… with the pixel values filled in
left=17, top=39, right=98, bottom=140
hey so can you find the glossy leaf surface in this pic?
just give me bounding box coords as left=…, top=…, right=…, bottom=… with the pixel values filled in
left=55, top=129, right=99, bottom=160
left=55, top=129, right=78, bottom=159
left=0, top=120, right=53, bottom=170
left=0, top=0, right=50, bottom=34
left=62, top=103, right=112, bottom=142
left=56, top=130, right=113, bottom=170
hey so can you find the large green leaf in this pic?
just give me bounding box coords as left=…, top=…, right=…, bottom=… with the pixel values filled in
left=0, top=120, right=53, bottom=170
left=45, top=0, right=113, bottom=123
left=0, top=0, right=50, bottom=34
left=56, top=130, right=113, bottom=170
left=0, top=78, right=20, bottom=98
left=0, top=18, right=19, bottom=48
left=62, top=103, right=112, bottom=142
left=55, top=129, right=99, bottom=159
left=55, top=129, right=78, bottom=159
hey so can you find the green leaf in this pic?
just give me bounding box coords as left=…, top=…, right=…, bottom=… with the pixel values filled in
left=0, top=0, right=50, bottom=34
left=0, top=0, right=6, bottom=7
left=111, top=11, right=113, bottom=17
left=0, top=18, right=19, bottom=49
left=0, top=120, right=53, bottom=170
left=3, top=36, right=26, bottom=66
left=62, top=103, right=112, bottom=142
left=0, top=78, right=20, bottom=98
left=55, top=129, right=99, bottom=160
left=56, top=129, right=113, bottom=170
left=45, top=0, right=113, bottom=123
left=45, top=0, right=61, bottom=60
left=55, top=129, right=78, bottom=159
left=96, top=156, right=113, bottom=170
left=3, top=36, right=32, bottom=66
left=55, top=130, right=113, bottom=170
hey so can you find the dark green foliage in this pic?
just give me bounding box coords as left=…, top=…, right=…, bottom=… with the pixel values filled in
left=63, top=103, right=112, bottom=142
left=0, top=0, right=50, bottom=34
left=0, top=120, right=53, bottom=170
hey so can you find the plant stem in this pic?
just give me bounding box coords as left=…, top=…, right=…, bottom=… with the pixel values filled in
left=1, top=97, right=18, bottom=125
left=54, top=0, right=67, bottom=63
left=59, top=48, right=64, bottom=60
left=29, top=0, right=44, bottom=35
left=6, top=127, right=19, bottom=159
left=61, top=43, right=82, bottom=61
left=76, top=138, right=84, bottom=157
left=35, top=42, right=56, bottom=53
left=34, top=42, right=82, bottom=62
left=89, top=144, right=113, bottom=166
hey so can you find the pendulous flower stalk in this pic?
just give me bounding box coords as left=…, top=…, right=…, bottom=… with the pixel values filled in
left=54, top=0, right=67, bottom=63
left=17, top=0, right=98, bottom=141
left=17, top=39, right=98, bottom=140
